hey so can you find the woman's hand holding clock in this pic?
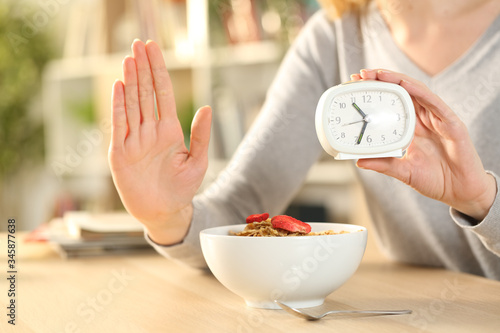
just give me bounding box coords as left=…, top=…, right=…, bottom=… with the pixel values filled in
left=352, top=69, right=496, bottom=222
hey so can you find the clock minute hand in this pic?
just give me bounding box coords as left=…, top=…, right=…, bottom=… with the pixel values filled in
left=352, top=102, right=369, bottom=145
left=357, top=120, right=368, bottom=145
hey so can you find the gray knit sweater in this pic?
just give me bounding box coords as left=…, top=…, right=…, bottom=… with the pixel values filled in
left=146, top=3, right=500, bottom=279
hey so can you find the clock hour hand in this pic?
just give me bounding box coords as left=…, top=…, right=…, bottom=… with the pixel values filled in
left=352, top=102, right=367, bottom=118
left=357, top=120, right=368, bottom=145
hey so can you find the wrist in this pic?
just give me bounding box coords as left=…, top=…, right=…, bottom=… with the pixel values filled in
left=144, top=205, right=194, bottom=246
left=455, top=173, right=497, bottom=222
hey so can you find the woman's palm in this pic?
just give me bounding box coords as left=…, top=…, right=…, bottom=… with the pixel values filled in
left=109, top=40, right=211, bottom=228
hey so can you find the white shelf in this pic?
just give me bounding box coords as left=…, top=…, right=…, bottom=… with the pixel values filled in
left=204, top=159, right=355, bottom=187
left=42, top=0, right=335, bottom=189
left=305, top=161, right=356, bottom=185
left=43, top=50, right=195, bottom=82
left=210, top=41, right=283, bottom=67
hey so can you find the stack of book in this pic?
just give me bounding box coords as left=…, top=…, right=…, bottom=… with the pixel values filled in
left=48, top=211, right=154, bottom=258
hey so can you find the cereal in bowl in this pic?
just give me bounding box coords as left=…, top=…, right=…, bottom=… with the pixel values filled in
left=231, top=214, right=351, bottom=237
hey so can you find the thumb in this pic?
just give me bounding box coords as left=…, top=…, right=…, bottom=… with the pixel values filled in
left=189, top=106, right=212, bottom=160
left=357, top=157, right=411, bottom=185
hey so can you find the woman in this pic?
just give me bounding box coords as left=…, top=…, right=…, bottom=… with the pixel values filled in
left=109, top=0, right=500, bottom=278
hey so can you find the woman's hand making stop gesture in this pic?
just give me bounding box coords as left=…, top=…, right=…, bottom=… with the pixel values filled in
left=109, top=40, right=212, bottom=245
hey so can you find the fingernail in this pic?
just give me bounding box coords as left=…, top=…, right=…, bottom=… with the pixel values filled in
left=122, top=56, right=131, bottom=65
left=131, top=38, right=141, bottom=48
left=377, top=69, right=391, bottom=74
left=356, top=161, right=366, bottom=169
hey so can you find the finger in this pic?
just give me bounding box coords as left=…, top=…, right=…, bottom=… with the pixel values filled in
left=123, top=56, right=141, bottom=134
left=375, top=70, right=457, bottom=122
left=360, top=68, right=377, bottom=80
left=350, top=73, right=362, bottom=81
left=145, top=40, right=176, bottom=120
left=111, top=80, right=128, bottom=146
left=400, top=79, right=457, bottom=122
left=189, top=106, right=212, bottom=162
left=131, top=39, right=156, bottom=122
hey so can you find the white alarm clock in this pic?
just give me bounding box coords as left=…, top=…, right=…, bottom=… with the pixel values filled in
left=315, top=80, right=416, bottom=160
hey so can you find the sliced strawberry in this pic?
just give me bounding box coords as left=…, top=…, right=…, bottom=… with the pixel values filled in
left=246, top=213, right=270, bottom=223
left=271, top=215, right=311, bottom=234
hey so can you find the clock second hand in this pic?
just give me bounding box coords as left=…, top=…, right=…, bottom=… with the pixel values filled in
left=343, top=119, right=365, bottom=126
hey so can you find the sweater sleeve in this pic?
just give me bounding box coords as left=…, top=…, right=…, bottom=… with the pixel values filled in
left=145, top=11, right=341, bottom=268
left=451, top=171, right=500, bottom=257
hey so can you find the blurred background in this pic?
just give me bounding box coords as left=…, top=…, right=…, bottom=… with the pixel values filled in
left=1, top=0, right=362, bottom=236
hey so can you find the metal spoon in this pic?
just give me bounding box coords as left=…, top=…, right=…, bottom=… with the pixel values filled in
left=274, top=300, right=412, bottom=321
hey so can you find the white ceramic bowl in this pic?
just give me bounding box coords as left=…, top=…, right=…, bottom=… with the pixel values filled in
left=200, top=223, right=367, bottom=309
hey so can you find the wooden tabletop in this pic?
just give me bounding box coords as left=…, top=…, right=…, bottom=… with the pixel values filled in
left=1, top=232, right=500, bottom=333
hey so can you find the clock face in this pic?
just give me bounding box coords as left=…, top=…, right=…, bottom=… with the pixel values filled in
left=315, top=81, right=416, bottom=160
left=328, top=90, right=408, bottom=148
